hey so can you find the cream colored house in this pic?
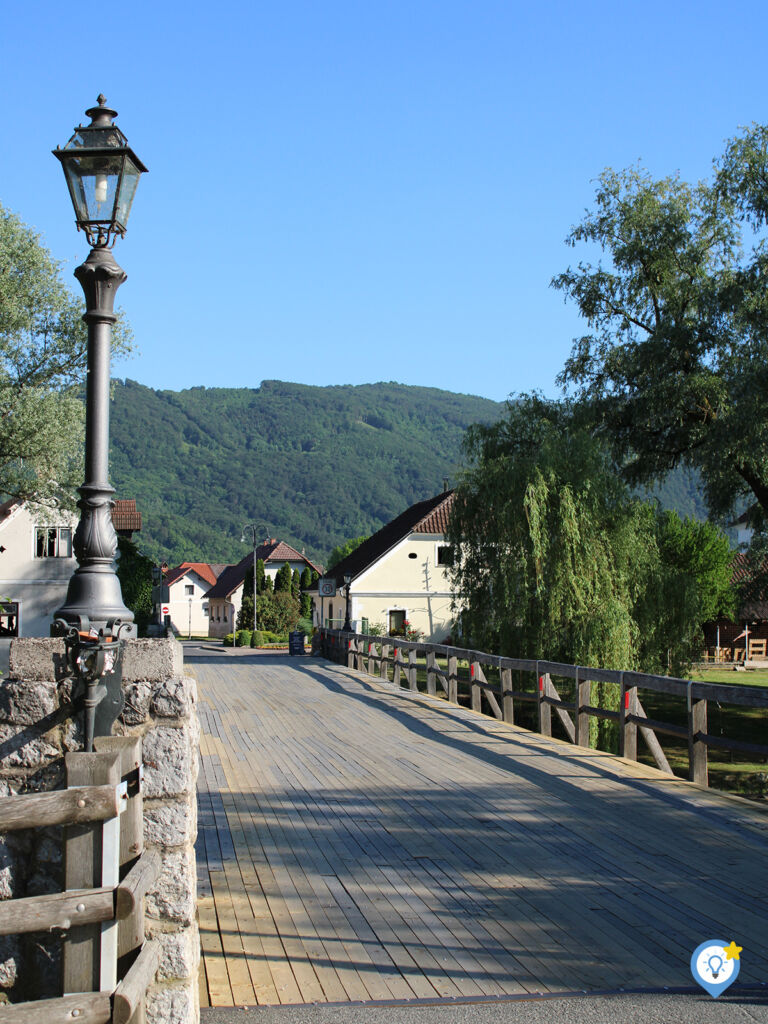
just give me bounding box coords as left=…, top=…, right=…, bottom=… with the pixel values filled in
left=0, top=498, right=141, bottom=638
left=163, top=563, right=221, bottom=637
left=312, top=491, right=456, bottom=643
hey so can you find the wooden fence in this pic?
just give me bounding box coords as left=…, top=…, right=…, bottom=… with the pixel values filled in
left=0, top=737, right=160, bottom=1024
left=321, top=629, right=768, bottom=788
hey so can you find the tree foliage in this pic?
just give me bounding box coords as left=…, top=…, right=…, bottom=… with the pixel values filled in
left=115, top=537, right=153, bottom=635
left=448, top=397, right=736, bottom=697
left=327, top=535, right=369, bottom=570
left=552, top=126, right=768, bottom=521
left=0, top=204, right=132, bottom=508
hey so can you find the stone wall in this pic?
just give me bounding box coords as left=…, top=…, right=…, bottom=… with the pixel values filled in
left=0, top=638, right=199, bottom=1024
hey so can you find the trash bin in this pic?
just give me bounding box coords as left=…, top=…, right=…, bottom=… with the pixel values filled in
left=289, top=630, right=306, bottom=656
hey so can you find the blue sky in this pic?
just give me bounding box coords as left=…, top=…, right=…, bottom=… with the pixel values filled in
left=4, top=0, right=767, bottom=402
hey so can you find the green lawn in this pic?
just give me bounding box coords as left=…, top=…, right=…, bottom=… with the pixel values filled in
left=691, top=666, right=768, bottom=687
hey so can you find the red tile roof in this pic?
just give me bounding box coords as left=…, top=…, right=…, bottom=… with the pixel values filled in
left=165, top=562, right=221, bottom=588
left=111, top=499, right=142, bottom=533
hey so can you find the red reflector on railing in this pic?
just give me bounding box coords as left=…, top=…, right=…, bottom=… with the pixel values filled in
left=470, top=664, right=475, bottom=678
left=624, top=691, right=630, bottom=709
left=539, top=676, right=544, bottom=691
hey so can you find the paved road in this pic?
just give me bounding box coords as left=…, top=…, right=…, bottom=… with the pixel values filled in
left=202, top=990, right=768, bottom=1024
left=189, top=649, right=768, bottom=1009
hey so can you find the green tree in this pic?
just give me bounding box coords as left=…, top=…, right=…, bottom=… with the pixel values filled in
left=448, top=397, right=737, bottom=748
left=274, top=562, right=292, bottom=592
left=291, top=569, right=301, bottom=598
left=115, top=537, right=153, bottom=635
left=256, top=591, right=300, bottom=634
left=0, top=204, right=132, bottom=509
left=255, top=558, right=266, bottom=594
left=552, top=126, right=768, bottom=522
left=327, top=535, right=369, bottom=570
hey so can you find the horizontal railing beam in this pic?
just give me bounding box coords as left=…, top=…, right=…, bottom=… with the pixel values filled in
left=0, top=887, right=114, bottom=937
left=0, top=784, right=124, bottom=833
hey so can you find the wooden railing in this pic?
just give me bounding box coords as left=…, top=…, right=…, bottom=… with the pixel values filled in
left=320, top=629, right=768, bottom=788
left=0, top=737, right=160, bottom=1024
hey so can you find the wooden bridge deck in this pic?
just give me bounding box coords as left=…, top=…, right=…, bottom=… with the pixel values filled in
left=190, top=650, right=768, bottom=1007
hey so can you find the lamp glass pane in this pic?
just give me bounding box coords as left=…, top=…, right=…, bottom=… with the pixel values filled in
left=115, top=156, right=141, bottom=229
left=61, top=153, right=123, bottom=225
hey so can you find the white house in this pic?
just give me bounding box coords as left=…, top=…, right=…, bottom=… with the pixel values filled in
left=311, top=491, right=456, bottom=643
left=162, top=562, right=222, bottom=637
left=0, top=498, right=141, bottom=638
left=205, top=540, right=322, bottom=639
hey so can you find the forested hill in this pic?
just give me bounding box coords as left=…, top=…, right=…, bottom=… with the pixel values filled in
left=109, top=379, right=709, bottom=566
left=109, top=379, right=504, bottom=565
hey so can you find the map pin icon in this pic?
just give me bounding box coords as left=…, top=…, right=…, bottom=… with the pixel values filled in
left=691, top=939, right=741, bottom=998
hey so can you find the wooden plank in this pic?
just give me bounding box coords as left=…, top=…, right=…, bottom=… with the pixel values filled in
left=537, top=672, right=551, bottom=737
left=0, top=784, right=122, bottom=832
left=63, top=751, right=121, bottom=997
left=0, top=887, right=113, bottom=936
left=574, top=672, right=590, bottom=747
left=0, top=992, right=111, bottom=1024
left=620, top=680, right=637, bottom=761
left=544, top=674, right=575, bottom=742
left=116, top=849, right=161, bottom=920
left=408, top=649, right=418, bottom=691
left=426, top=651, right=436, bottom=696
left=634, top=698, right=674, bottom=776
left=448, top=655, right=458, bottom=703
left=112, top=939, right=160, bottom=1024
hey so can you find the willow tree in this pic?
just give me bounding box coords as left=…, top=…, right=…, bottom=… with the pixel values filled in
left=447, top=396, right=735, bottom=750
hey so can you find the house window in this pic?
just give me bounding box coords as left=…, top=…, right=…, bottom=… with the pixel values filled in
left=389, top=610, right=406, bottom=636
left=203, top=603, right=209, bottom=615
left=436, top=544, right=453, bottom=566
left=35, top=527, right=73, bottom=558
left=185, top=584, right=194, bottom=596
left=0, top=602, right=18, bottom=637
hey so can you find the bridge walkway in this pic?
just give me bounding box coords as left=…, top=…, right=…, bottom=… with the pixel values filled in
left=188, top=649, right=768, bottom=1008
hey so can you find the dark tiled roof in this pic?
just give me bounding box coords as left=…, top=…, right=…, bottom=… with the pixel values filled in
left=257, top=540, right=323, bottom=575
left=204, top=554, right=253, bottom=600
left=111, top=499, right=142, bottom=533
left=322, top=491, right=454, bottom=587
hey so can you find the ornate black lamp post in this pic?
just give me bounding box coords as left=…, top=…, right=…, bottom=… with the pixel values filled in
left=51, top=95, right=147, bottom=639
left=241, top=524, right=267, bottom=638
left=50, top=96, right=147, bottom=748
left=343, top=574, right=352, bottom=631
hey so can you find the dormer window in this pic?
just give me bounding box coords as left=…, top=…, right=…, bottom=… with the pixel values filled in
left=35, top=527, right=73, bottom=558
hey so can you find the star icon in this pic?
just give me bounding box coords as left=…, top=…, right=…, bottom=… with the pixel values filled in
left=723, top=941, right=742, bottom=961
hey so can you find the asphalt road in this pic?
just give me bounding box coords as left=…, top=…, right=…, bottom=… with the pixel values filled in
left=202, top=989, right=768, bottom=1024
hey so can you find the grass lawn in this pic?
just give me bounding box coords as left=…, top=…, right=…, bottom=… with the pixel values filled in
left=690, top=666, right=768, bottom=687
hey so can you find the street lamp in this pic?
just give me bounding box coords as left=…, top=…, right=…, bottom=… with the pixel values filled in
left=51, top=96, right=147, bottom=638
left=343, top=574, right=352, bottom=632
left=241, top=524, right=267, bottom=640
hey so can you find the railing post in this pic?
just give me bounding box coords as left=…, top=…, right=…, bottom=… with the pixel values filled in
left=393, top=643, right=402, bottom=687
left=408, top=648, right=418, bottom=691
left=448, top=654, right=458, bottom=703
left=537, top=672, right=552, bottom=737
left=426, top=651, right=437, bottom=696
left=501, top=667, right=514, bottom=724
left=688, top=690, right=708, bottom=787
left=93, top=736, right=144, bottom=968
left=619, top=674, right=637, bottom=761
left=470, top=656, right=481, bottom=713
left=574, top=669, right=590, bottom=747
left=63, top=750, right=122, bottom=995
left=380, top=641, right=390, bottom=681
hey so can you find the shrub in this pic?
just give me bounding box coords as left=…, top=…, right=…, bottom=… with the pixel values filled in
left=222, top=633, right=234, bottom=647
left=236, top=629, right=252, bottom=646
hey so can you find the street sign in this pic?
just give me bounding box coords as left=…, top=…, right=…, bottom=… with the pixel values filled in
left=318, top=578, right=336, bottom=597
left=162, top=605, right=169, bottom=615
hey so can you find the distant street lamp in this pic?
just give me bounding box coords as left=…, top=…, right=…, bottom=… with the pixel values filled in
left=343, top=574, right=352, bottom=631
left=242, top=524, right=268, bottom=638
left=52, top=96, right=147, bottom=637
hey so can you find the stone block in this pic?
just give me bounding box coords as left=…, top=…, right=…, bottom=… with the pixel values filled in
left=144, top=799, right=195, bottom=848
left=143, top=725, right=193, bottom=798
left=0, top=935, right=20, bottom=989
left=0, top=680, right=58, bottom=725
left=146, top=848, right=196, bottom=925
left=8, top=639, right=67, bottom=683
left=146, top=981, right=195, bottom=1024
left=121, top=680, right=152, bottom=726
left=151, top=678, right=192, bottom=719
left=149, top=926, right=200, bottom=982
left=0, top=724, right=59, bottom=769
left=123, top=639, right=183, bottom=684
